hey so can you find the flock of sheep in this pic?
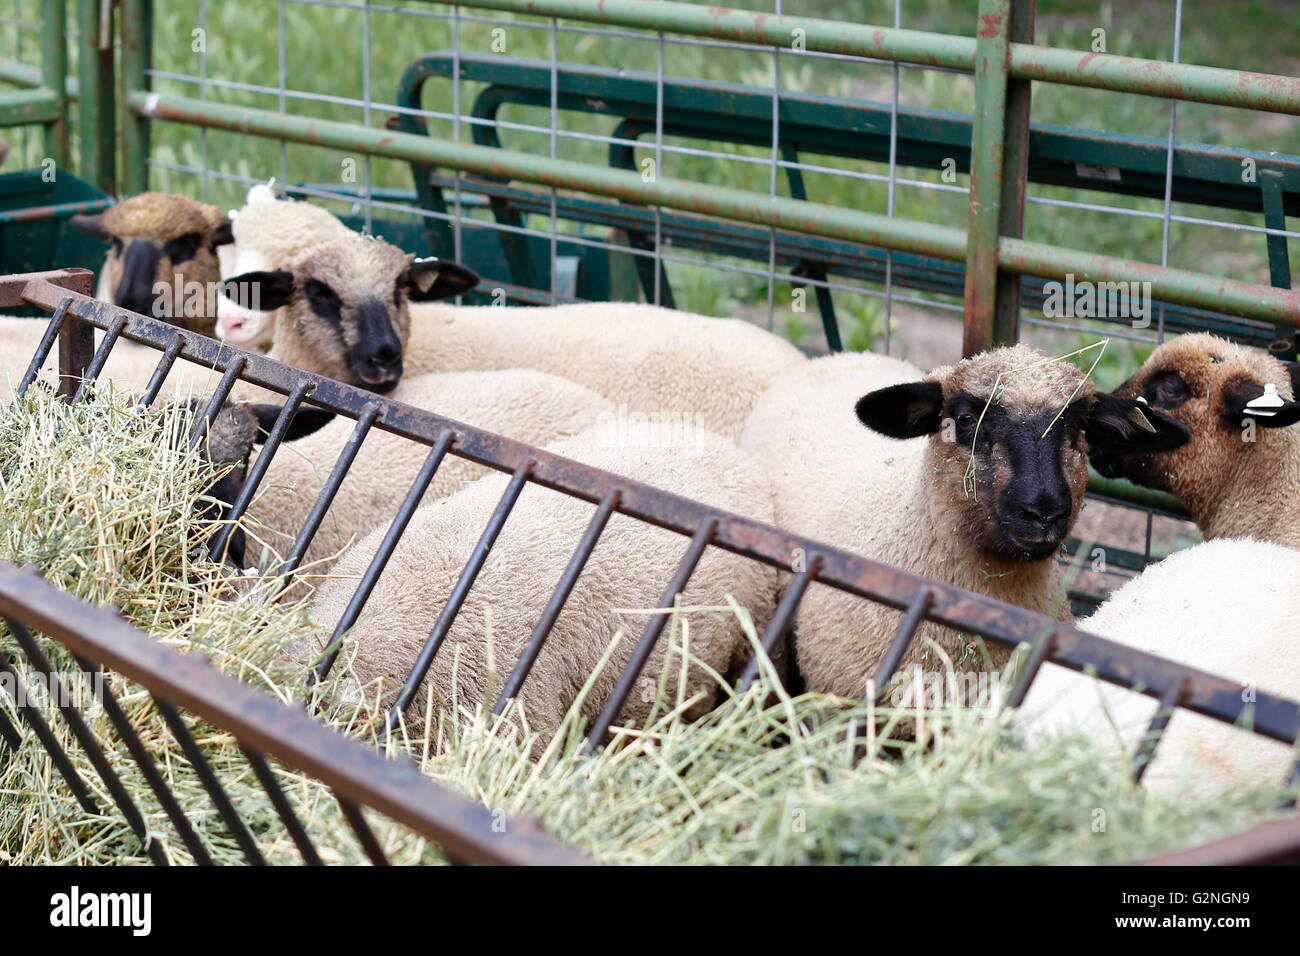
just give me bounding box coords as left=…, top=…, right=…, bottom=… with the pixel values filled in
left=3, top=185, right=1298, bottom=796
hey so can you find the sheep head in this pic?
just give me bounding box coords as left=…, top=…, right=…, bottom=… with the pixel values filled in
left=1091, top=333, right=1300, bottom=518
left=855, top=344, right=1188, bottom=562
left=71, top=193, right=233, bottom=335
left=222, top=234, right=478, bottom=392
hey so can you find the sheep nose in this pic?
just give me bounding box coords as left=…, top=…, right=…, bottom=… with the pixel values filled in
left=1019, top=498, right=1069, bottom=533
left=366, top=343, right=401, bottom=372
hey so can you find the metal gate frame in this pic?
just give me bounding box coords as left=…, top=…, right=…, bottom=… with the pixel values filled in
left=3, top=268, right=1299, bottom=866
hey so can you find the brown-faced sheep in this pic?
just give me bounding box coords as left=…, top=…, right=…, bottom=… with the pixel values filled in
left=70, top=192, right=233, bottom=335
left=1091, top=332, right=1300, bottom=548
left=739, top=346, right=1190, bottom=699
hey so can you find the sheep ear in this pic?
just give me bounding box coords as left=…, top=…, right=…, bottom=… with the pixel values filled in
left=210, top=217, right=234, bottom=247
left=247, top=404, right=336, bottom=443
left=1221, top=377, right=1300, bottom=428
left=1279, top=360, right=1300, bottom=401
left=69, top=213, right=110, bottom=240
left=404, top=257, right=480, bottom=302
left=222, top=270, right=295, bottom=311
left=855, top=381, right=944, bottom=439
left=1086, top=394, right=1191, bottom=455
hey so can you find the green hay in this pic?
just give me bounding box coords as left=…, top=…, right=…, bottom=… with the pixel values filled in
left=0, top=387, right=1294, bottom=865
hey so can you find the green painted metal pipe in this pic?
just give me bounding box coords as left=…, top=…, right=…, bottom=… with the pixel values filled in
left=122, top=0, right=149, bottom=195
left=129, top=91, right=1300, bottom=327
left=1000, top=236, right=1300, bottom=327
left=431, top=0, right=1300, bottom=115
left=1086, top=471, right=1190, bottom=520
left=40, top=0, right=68, bottom=167
left=0, top=88, right=60, bottom=127
left=128, top=90, right=971, bottom=261
left=0, top=57, right=80, bottom=98
left=79, top=0, right=116, bottom=194
left=963, top=0, right=1012, bottom=356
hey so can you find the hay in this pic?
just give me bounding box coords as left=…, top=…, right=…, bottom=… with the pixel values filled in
left=0, top=387, right=1293, bottom=865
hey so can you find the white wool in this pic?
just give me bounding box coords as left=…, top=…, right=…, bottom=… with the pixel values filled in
left=1019, top=538, right=1300, bottom=796
left=308, top=425, right=779, bottom=733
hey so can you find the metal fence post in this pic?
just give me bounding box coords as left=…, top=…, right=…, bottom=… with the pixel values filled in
left=78, top=0, right=116, bottom=193
left=963, top=0, right=1032, bottom=355
left=40, top=0, right=69, bottom=170
left=121, top=0, right=151, bottom=194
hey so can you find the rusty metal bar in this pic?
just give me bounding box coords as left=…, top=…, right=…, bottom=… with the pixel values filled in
left=188, top=355, right=248, bottom=452
left=6, top=618, right=169, bottom=865
left=278, top=402, right=382, bottom=580
left=57, top=309, right=95, bottom=401
left=384, top=459, right=536, bottom=734
left=16, top=283, right=1300, bottom=751
left=12, top=296, right=69, bottom=401
left=584, top=518, right=718, bottom=753
left=1133, top=679, right=1185, bottom=784
left=337, top=795, right=389, bottom=866
left=1007, top=633, right=1054, bottom=708
left=208, top=380, right=314, bottom=562
left=870, top=586, right=934, bottom=695
left=137, top=334, right=186, bottom=409
left=0, top=560, right=591, bottom=865
left=69, top=313, right=127, bottom=404
left=0, top=705, right=22, bottom=752
left=492, top=487, right=621, bottom=716
left=0, top=636, right=99, bottom=814
left=738, top=559, right=819, bottom=692
left=242, top=747, right=324, bottom=866
left=1138, top=815, right=1300, bottom=866
left=75, top=656, right=214, bottom=865
left=314, top=429, right=456, bottom=684
left=154, top=697, right=267, bottom=865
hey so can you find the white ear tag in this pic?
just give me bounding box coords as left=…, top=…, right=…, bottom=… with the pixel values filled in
left=1245, top=382, right=1285, bottom=417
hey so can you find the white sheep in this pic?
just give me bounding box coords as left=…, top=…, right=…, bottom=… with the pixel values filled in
left=214, top=184, right=354, bottom=350
left=239, top=367, right=612, bottom=582
left=1019, top=538, right=1300, bottom=795
left=307, top=425, right=779, bottom=734
left=401, top=300, right=806, bottom=440
left=738, top=346, right=1190, bottom=699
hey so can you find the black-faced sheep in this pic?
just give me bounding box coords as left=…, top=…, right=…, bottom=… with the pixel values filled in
left=739, top=346, right=1189, bottom=699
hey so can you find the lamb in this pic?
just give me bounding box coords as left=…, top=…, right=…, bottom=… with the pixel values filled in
left=70, top=192, right=233, bottom=335
left=2, top=228, right=480, bottom=406
left=307, top=425, right=779, bottom=734
left=1018, top=538, right=1300, bottom=795
left=238, top=368, right=613, bottom=582
left=738, top=346, right=1191, bottom=699
left=1090, top=332, right=1300, bottom=549
left=214, top=183, right=354, bottom=349
left=398, top=300, right=807, bottom=440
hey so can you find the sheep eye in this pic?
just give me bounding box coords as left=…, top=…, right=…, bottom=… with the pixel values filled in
left=956, top=412, right=976, bottom=428
left=304, top=279, right=341, bottom=315
left=1144, top=371, right=1192, bottom=408
left=162, top=232, right=203, bottom=264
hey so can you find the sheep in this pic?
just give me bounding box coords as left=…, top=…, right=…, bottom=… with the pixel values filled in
left=214, top=184, right=354, bottom=349
left=738, top=346, right=1191, bottom=699
left=306, top=425, right=779, bottom=735
left=70, top=192, right=233, bottom=335
left=399, top=300, right=807, bottom=440
left=1, top=227, right=481, bottom=407
left=1091, top=332, right=1300, bottom=549
left=239, top=368, right=613, bottom=583
left=1018, top=538, right=1300, bottom=796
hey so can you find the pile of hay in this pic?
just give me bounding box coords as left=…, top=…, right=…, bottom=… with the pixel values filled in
left=0, top=387, right=1293, bottom=865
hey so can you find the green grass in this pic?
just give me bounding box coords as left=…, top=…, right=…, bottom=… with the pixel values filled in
left=1, top=385, right=1296, bottom=865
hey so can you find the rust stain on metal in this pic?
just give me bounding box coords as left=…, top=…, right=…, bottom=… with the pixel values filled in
left=977, top=13, right=1002, bottom=38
